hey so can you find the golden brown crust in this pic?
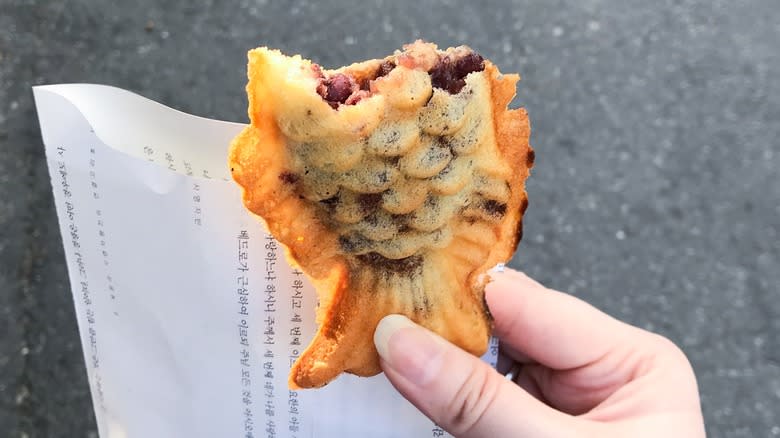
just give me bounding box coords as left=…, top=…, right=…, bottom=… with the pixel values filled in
left=229, top=41, right=533, bottom=389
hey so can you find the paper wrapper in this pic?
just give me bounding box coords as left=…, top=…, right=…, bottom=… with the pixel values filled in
left=32, top=84, right=499, bottom=438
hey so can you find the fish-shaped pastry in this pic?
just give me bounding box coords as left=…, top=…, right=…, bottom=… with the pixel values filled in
left=229, top=40, right=533, bottom=389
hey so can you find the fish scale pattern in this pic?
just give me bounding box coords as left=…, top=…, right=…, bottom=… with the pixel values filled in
left=285, top=68, right=511, bottom=262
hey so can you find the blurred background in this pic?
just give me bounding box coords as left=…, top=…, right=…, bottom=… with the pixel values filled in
left=1, top=0, right=778, bottom=436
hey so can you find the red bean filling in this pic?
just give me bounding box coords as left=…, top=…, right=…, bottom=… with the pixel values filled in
left=318, top=61, right=397, bottom=108
left=429, top=52, right=485, bottom=94
left=316, top=50, right=484, bottom=109
left=324, top=74, right=354, bottom=107
left=376, top=60, right=395, bottom=78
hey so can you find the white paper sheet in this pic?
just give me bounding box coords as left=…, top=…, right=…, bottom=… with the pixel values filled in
left=33, top=84, right=499, bottom=438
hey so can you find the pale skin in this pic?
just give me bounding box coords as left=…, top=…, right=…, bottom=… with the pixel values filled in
left=373, top=268, right=706, bottom=437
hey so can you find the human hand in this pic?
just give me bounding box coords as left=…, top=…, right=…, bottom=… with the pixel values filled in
left=374, top=268, right=706, bottom=437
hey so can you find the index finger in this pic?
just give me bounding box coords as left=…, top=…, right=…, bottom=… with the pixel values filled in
left=485, top=268, right=639, bottom=370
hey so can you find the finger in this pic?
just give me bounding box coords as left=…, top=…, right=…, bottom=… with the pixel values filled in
left=513, top=364, right=547, bottom=404
left=514, top=363, right=616, bottom=415
left=497, top=342, right=535, bottom=375
left=485, top=269, right=638, bottom=370
left=499, top=341, right=535, bottom=365
left=496, top=351, right=514, bottom=375
left=496, top=345, right=535, bottom=375
left=375, top=315, right=587, bottom=438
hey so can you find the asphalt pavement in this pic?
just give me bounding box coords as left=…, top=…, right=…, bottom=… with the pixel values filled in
left=1, top=0, right=779, bottom=436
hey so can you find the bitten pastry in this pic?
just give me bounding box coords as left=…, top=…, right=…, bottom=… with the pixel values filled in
left=229, top=41, right=533, bottom=389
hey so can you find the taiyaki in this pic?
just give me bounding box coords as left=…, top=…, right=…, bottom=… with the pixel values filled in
left=229, top=40, right=533, bottom=389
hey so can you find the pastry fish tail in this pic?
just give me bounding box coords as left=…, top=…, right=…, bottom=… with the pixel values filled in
left=289, top=250, right=491, bottom=389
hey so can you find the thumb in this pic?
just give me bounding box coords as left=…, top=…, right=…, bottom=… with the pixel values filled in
left=374, top=315, right=582, bottom=438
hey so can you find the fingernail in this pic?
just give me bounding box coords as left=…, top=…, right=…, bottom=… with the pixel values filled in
left=485, top=268, right=513, bottom=290
left=477, top=263, right=507, bottom=285
left=374, top=315, right=445, bottom=385
left=484, top=267, right=527, bottom=310
left=486, top=266, right=534, bottom=290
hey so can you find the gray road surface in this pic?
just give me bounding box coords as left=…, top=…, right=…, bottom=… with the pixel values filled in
left=1, top=0, right=778, bottom=436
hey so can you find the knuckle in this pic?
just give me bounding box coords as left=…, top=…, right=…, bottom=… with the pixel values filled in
left=648, top=334, right=693, bottom=368
left=444, top=362, right=500, bottom=436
